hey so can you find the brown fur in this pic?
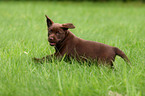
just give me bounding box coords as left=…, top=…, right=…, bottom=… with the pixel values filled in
left=33, top=15, right=130, bottom=66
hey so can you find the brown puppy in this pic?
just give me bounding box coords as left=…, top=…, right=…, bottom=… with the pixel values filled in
left=34, top=15, right=130, bottom=66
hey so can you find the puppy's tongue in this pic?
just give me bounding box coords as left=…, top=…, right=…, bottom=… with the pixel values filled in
left=50, top=42, right=56, bottom=46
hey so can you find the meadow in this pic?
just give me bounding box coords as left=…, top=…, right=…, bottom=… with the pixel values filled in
left=0, top=1, right=145, bottom=96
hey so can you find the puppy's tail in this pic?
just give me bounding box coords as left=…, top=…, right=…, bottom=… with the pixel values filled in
left=114, top=47, right=130, bottom=63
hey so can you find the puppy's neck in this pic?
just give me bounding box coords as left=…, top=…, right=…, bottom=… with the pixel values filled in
left=55, top=30, right=75, bottom=51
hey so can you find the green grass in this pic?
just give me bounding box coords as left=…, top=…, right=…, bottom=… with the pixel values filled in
left=0, top=1, right=145, bottom=96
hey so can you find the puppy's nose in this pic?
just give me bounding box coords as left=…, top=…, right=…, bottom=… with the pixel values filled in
left=49, top=37, right=54, bottom=40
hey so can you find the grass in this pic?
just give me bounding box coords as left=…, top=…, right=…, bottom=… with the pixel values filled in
left=0, top=1, right=145, bottom=96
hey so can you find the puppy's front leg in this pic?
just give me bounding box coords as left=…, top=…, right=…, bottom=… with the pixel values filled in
left=33, top=54, right=54, bottom=63
left=33, top=53, right=62, bottom=63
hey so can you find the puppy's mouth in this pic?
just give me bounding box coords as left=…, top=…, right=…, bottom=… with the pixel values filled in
left=49, top=42, right=56, bottom=46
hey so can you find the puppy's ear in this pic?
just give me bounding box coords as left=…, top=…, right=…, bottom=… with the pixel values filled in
left=45, top=15, right=54, bottom=28
left=61, top=23, right=75, bottom=29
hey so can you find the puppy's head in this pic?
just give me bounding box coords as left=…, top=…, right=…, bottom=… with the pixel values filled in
left=45, top=15, right=75, bottom=46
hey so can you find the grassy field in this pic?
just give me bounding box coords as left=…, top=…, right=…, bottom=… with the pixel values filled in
left=0, top=1, right=145, bottom=96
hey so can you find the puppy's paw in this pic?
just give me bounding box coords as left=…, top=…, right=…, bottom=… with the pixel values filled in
left=32, top=57, right=41, bottom=62
left=32, top=57, right=45, bottom=64
left=32, top=57, right=38, bottom=60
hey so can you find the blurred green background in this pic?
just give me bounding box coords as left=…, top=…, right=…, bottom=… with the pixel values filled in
left=0, top=0, right=145, bottom=2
